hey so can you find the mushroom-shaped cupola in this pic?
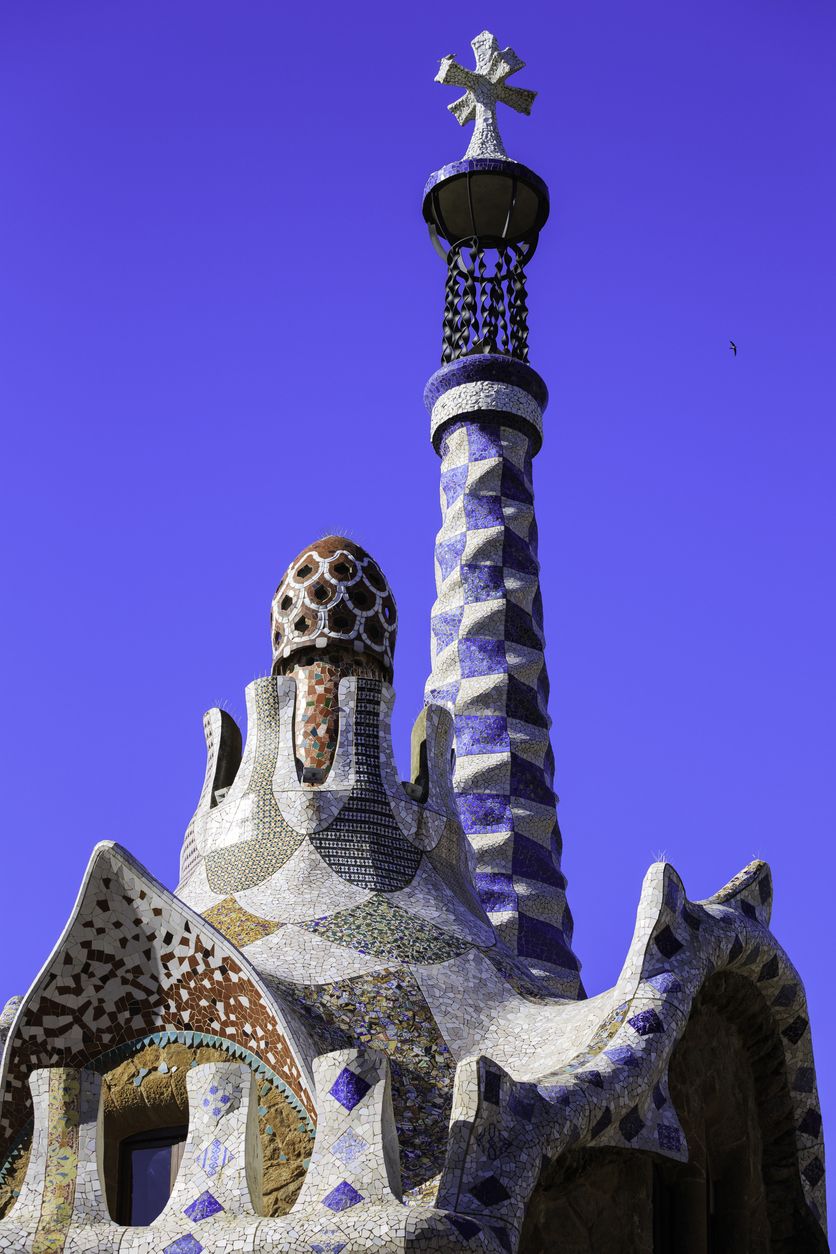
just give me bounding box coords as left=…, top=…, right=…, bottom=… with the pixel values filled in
left=271, top=536, right=397, bottom=681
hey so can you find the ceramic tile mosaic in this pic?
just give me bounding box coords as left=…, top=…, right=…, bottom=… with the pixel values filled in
left=423, top=394, right=582, bottom=997
left=435, top=32, right=536, bottom=163
left=0, top=840, right=316, bottom=1150
left=179, top=709, right=242, bottom=889
left=264, top=968, right=457, bottom=1193
left=292, top=662, right=342, bottom=775
left=271, top=538, right=397, bottom=680
left=190, top=678, right=425, bottom=900
left=0, top=816, right=828, bottom=1251
left=300, top=897, right=471, bottom=966
left=202, top=897, right=282, bottom=948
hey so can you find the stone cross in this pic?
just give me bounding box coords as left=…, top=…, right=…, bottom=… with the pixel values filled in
left=435, top=31, right=537, bottom=161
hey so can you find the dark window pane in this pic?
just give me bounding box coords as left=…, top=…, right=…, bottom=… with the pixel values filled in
left=129, top=1143, right=173, bottom=1226
left=116, top=1126, right=188, bottom=1226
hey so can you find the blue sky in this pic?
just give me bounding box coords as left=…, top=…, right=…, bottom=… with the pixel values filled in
left=0, top=0, right=833, bottom=1216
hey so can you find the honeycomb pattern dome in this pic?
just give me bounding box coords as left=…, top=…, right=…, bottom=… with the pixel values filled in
left=271, top=537, right=397, bottom=679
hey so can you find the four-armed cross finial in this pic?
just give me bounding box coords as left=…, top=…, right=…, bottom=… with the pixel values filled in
left=435, top=31, right=536, bottom=160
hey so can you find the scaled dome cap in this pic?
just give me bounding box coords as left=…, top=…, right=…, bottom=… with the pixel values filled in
left=271, top=536, right=397, bottom=680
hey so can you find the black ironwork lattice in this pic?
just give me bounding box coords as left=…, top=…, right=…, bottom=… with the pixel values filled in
left=441, top=239, right=532, bottom=364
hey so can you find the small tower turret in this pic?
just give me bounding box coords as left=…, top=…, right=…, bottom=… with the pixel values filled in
left=423, top=32, right=583, bottom=997
left=271, top=536, right=397, bottom=781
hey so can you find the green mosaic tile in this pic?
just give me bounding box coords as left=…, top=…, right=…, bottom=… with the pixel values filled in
left=301, top=895, right=471, bottom=964
left=269, top=968, right=454, bottom=1191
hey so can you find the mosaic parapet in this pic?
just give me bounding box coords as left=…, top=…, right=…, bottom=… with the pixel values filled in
left=0, top=857, right=826, bottom=1251
left=424, top=353, right=582, bottom=997
left=0, top=838, right=317, bottom=1163
left=431, top=858, right=828, bottom=1248
left=294, top=1047, right=403, bottom=1212
left=0, top=1060, right=271, bottom=1251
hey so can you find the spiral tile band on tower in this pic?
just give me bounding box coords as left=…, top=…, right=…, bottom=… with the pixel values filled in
left=423, top=357, right=583, bottom=997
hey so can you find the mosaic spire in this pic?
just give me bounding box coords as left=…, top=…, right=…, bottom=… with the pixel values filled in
left=423, top=36, right=583, bottom=997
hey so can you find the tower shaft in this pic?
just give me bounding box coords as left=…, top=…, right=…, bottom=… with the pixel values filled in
left=424, top=363, right=582, bottom=997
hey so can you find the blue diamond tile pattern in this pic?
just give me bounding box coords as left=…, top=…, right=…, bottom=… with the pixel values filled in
left=425, top=418, right=582, bottom=995
left=654, top=926, right=683, bottom=959
left=328, top=1067, right=371, bottom=1112
left=803, top=1157, right=825, bottom=1188
left=799, top=1109, right=823, bottom=1137
left=322, top=1180, right=365, bottom=1212
left=163, top=1236, right=204, bottom=1254
left=604, top=1046, right=639, bottom=1069
left=619, top=1107, right=645, bottom=1142
left=783, top=1016, right=809, bottom=1045
left=628, top=1009, right=664, bottom=1036
left=330, top=1128, right=369, bottom=1166
left=468, top=1174, right=511, bottom=1207
left=184, top=1189, right=224, bottom=1222
left=195, top=1137, right=233, bottom=1178
left=446, top=1214, right=482, bottom=1240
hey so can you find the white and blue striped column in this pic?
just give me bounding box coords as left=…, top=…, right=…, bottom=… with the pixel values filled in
left=424, top=354, right=583, bottom=998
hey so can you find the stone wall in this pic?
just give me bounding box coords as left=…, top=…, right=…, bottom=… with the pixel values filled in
left=520, top=1147, right=654, bottom=1253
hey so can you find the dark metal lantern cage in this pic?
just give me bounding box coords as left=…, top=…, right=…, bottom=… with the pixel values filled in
left=423, top=158, right=550, bottom=365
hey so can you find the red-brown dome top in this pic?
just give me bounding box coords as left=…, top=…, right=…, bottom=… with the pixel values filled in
left=270, top=536, right=397, bottom=680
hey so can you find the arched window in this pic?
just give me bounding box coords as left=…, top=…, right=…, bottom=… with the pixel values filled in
left=116, top=1125, right=188, bottom=1226
left=519, top=972, right=826, bottom=1253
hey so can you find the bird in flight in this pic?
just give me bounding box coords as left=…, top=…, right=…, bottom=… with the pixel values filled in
left=729, top=340, right=737, bottom=356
